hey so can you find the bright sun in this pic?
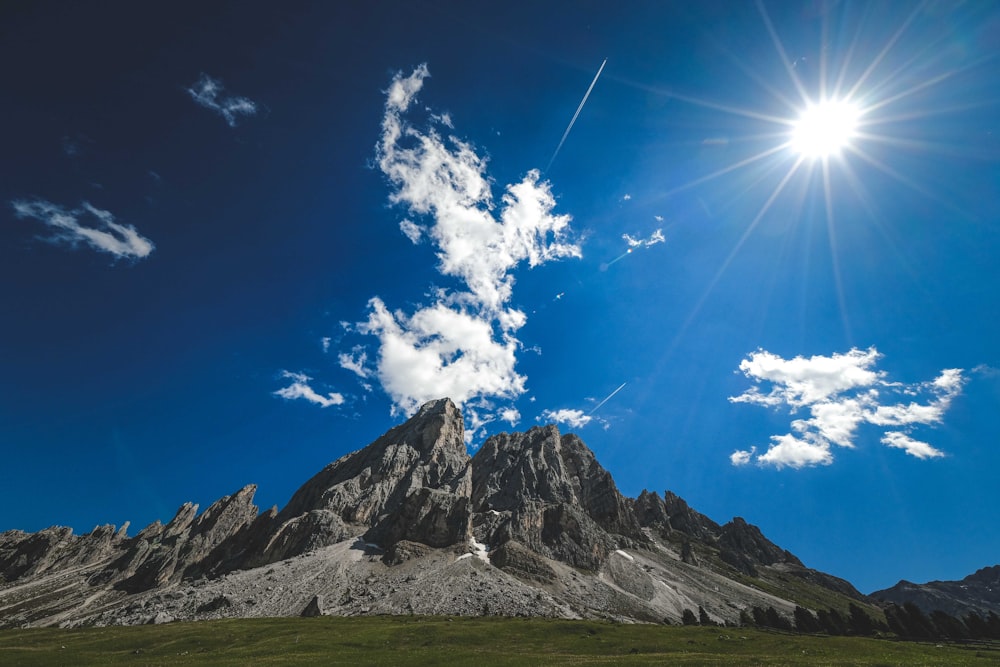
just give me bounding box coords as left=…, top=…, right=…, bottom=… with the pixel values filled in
left=790, top=100, right=860, bottom=159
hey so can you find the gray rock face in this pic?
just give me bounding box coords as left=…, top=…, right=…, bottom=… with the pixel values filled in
left=257, top=398, right=472, bottom=561
left=471, top=425, right=645, bottom=570
left=109, top=484, right=261, bottom=592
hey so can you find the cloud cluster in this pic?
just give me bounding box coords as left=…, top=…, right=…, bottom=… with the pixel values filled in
left=187, top=74, right=258, bottom=127
left=273, top=371, right=345, bottom=408
left=342, top=65, right=581, bottom=434
left=729, top=347, right=964, bottom=469
left=539, top=408, right=592, bottom=429
left=11, top=199, right=154, bottom=260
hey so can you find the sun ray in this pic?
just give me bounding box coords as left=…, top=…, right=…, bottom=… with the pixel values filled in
left=668, top=155, right=807, bottom=353
left=830, top=1, right=873, bottom=100
left=848, top=144, right=977, bottom=220
left=853, top=131, right=991, bottom=160
left=870, top=97, right=1000, bottom=124
left=649, top=143, right=791, bottom=208
left=845, top=0, right=927, bottom=101
left=715, top=38, right=808, bottom=114
left=662, top=88, right=791, bottom=125
left=821, top=159, right=853, bottom=342
left=861, top=69, right=958, bottom=116
left=755, top=0, right=811, bottom=106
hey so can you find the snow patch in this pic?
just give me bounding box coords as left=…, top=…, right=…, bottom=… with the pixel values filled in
left=471, top=538, right=490, bottom=563
left=455, top=553, right=473, bottom=562
left=614, top=549, right=634, bottom=562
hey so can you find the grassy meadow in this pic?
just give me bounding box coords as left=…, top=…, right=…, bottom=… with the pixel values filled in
left=1, top=616, right=998, bottom=666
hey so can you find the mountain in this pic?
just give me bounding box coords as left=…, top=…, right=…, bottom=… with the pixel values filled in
left=871, top=566, right=1000, bottom=617
left=0, top=398, right=872, bottom=628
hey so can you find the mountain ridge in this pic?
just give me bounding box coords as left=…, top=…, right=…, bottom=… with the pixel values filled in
left=1, top=398, right=884, bottom=628
left=871, top=565, right=1000, bottom=617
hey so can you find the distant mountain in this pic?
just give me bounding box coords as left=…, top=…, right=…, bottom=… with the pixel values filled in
left=1, top=398, right=872, bottom=628
left=871, top=566, right=1000, bottom=617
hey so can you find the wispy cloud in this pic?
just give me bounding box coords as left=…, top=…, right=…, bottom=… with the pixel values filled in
left=11, top=199, right=154, bottom=260
left=729, top=347, right=965, bottom=469
left=623, top=229, right=665, bottom=248
left=342, top=64, right=581, bottom=433
left=273, top=371, right=344, bottom=408
left=540, top=408, right=592, bottom=429
left=881, top=431, right=944, bottom=460
left=186, top=74, right=258, bottom=127
left=338, top=346, right=371, bottom=379
left=399, top=219, right=424, bottom=244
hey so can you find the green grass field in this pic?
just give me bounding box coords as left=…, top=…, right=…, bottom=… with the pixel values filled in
left=1, top=616, right=998, bottom=666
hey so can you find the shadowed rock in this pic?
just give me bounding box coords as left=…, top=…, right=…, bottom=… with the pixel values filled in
left=472, top=425, right=645, bottom=570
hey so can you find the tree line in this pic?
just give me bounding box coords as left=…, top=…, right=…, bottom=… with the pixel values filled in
left=680, top=601, right=1000, bottom=642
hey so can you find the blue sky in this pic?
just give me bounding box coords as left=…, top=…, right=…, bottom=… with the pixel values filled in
left=2, top=1, right=998, bottom=594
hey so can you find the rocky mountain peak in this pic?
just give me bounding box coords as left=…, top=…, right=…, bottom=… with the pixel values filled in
left=241, top=398, right=473, bottom=565
left=718, top=516, right=802, bottom=576
left=471, top=424, right=645, bottom=570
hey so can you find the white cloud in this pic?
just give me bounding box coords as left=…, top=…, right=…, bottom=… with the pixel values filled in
left=499, top=407, right=520, bottom=426
left=622, top=229, right=665, bottom=248
left=622, top=193, right=632, bottom=201
left=338, top=345, right=371, bottom=379
left=540, top=408, right=592, bottom=429
left=11, top=199, right=154, bottom=260
left=730, top=448, right=755, bottom=466
left=359, top=298, right=524, bottom=416
left=729, top=347, right=964, bottom=469
left=273, top=371, right=344, bottom=408
left=399, top=219, right=424, bottom=244
left=731, top=347, right=881, bottom=408
left=341, top=65, right=581, bottom=434
left=186, top=74, right=258, bottom=127
left=757, top=433, right=834, bottom=469
left=654, top=215, right=664, bottom=222
left=321, top=337, right=332, bottom=354
left=881, top=431, right=945, bottom=459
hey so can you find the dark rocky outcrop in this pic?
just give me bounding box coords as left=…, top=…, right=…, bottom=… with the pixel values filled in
left=301, top=595, right=325, bottom=617
left=488, top=540, right=557, bottom=583
left=871, top=565, right=1000, bottom=617
left=382, top=540, right=432, bottom=565
left=631, top=489, right=720, bottom=542
left=718, top=517, right=802, bottom=576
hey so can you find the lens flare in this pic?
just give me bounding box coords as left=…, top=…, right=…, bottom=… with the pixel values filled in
left=790, top=100, right=860, bottom=158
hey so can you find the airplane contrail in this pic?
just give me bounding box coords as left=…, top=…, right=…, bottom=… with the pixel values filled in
left=546, top=58, right=607, bottom=172
left=588, top=381, right=627, bottom=415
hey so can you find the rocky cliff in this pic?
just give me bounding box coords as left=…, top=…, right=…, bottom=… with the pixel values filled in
left=471, top=425, right=645, bottom=570
left=0, top=397, right=872, bottom=629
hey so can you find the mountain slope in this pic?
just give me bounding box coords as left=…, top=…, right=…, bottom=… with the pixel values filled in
left=1, top=398, right=877, bottom=628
